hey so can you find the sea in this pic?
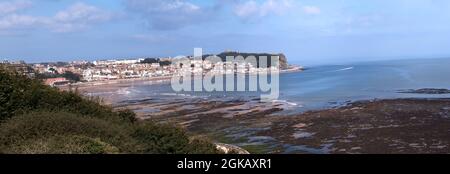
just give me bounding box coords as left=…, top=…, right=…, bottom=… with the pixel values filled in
left=94, top=57, right=450, bottom=113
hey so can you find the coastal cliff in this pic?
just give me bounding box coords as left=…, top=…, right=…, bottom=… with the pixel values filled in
left=203, top=51, right=289, bottom=69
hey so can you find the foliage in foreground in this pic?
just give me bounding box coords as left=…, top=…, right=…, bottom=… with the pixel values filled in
left=0, top=68, right=218, bottom=154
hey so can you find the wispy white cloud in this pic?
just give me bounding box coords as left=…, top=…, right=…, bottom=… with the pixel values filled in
left=49, top=2, right=115, bottom=33
left=0, top=0, right=32, bottom=15
left=125, top=0, right=216, bottom=30
left=0, top=1, right=115, bottom=33
left=0, top=14, right=40, bottom=30
left=232, top=0, right=323, bottom=21
left=0, top=0, right=40, bottom=31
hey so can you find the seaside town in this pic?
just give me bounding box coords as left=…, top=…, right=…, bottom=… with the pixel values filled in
left=0, top=51, right=301, bottom=87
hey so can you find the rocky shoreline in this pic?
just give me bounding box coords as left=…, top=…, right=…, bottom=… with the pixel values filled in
left=266, top=98, right=450, bottom=154
left=70, top=82, right=450, bottom=154
left=398, top=88, right=450, bottom=94
left=114, top=96, right=450, bottom=154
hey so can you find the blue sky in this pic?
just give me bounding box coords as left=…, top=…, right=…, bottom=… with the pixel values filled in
left=1, top=0, right=450, bottom=65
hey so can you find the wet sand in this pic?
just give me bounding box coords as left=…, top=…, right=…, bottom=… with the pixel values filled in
left=60, top=77, right=172, bottom=105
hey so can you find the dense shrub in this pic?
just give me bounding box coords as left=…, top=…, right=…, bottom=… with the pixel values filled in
left=0, top=69, right=132, bottom=123
left=185, top=137, right=221, bottom=154
left=132, top=122, right=190, bottom=154
left=117, top=109, right=138, bottom=123
left=0, top=68, right=218, bottom=154
left=132, top=122, right=220, bottom=154
left=6, top=135, right=120, bottom=154
left=0, top=69, right=37, bottom=119
left=0, top=111, right=137, bottom=153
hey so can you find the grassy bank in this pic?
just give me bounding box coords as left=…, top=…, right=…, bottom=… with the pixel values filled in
left=0, top=68, right=218, bottom=154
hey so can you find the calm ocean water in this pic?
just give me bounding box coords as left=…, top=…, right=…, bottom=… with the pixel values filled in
left=107, top=58, right=450, bottom=113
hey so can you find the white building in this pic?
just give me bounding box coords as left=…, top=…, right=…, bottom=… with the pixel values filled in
left=83, top=69, right=94, bottom=81
left=114, top=59, right=144, bottom=65
left=151, top=63, right=160, bottom=68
